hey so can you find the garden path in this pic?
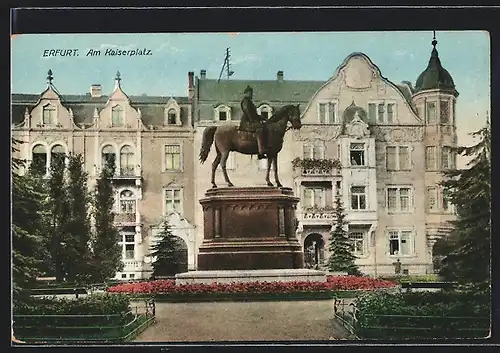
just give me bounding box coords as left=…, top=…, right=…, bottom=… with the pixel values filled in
left=133, top=299, right=352, bottom=342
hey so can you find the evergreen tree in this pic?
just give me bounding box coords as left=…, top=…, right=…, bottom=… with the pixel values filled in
left=149, top=220, right=183, bottom=278
left=90, top=154, right=123, bottom=283
left=435, top=119, right=491, bottom=286
left=12, top=139, right=48, bottom=305
left=327, top=191, right=361, bottom=275
left=46, top=151, right=71, bottom=281
left=64, top=153, right=93, bottom=283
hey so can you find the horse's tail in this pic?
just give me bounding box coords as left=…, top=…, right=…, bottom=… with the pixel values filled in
left=199, top=126, right=217, bottom=164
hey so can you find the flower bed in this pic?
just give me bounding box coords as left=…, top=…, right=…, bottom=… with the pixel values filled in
left=106, top=276, right=397, bottom=301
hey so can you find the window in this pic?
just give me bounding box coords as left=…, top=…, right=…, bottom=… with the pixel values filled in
left=31, top=144, right=48, bottom=175
left=119, top=232, right=135, bottom=260
left=426, top=146, right=437, bottom=170
left=387, top=103, right=394, bottom=123
left=351, top=186, right=366, bottom=210
left=258, top=105, right=273, bottom=120
left=215, top=105, right=231, bottom=121
left=111, top=105, right=124, bottom=126
left=386, top=146, right=411, bottom=171
left=165, top=145, right=181, bottom=171
left=440, top=100, right=450, bottom=123
left=167, top=109, right=177, bottom=125
left=452, top=101, right=456, bottom=125
left=120, top=145, right=135, bottom=176
left=129, top=274, right=135, bottom=279
left=389, top=230, right=413, bottom=256
left=303, top=143, right=324, bottom=159
left=42, top=104, right=56, bottom=125
left=121, top=274, right=127, bottom=279
left=427, top=187, right=438, bottom=211
left=368, top=102, right=395, bottom=123
left=125, top=244, right=135, bottom=259
left=441, top=146, right=455, bottom=169
left=426, top=102, right=437, bottom=124
left=336, top=181, right=342, bottom=194
left=387, top=187, right=412, bottom=212
left=303, top=188, right=325, bottom=208
left=50, top=145, right=66, bottom=168
left=377, top=103, right=385, bottom=123
left=318, top=102, right=336, bottom=124
left=350, top=143, right=365, bottom=166
left=368, top=103, right=376, bottom=122
left=442, top=188, right=454, bottom=213
left=350, top=232, right=365, bottom=256
left=101, top=145, right=116, bottom=169
left=119, top=190, right=136, bottom=214
left=165, top=188, right=182, bottom=214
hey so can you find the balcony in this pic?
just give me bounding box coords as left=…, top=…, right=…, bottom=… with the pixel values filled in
left=114, top=212, right=140, bottom=224
left=291, top=158, right=342, bottom=178
left=123, top=260, right=143, bottom=269
left=300, top=206, right=336, bottom=224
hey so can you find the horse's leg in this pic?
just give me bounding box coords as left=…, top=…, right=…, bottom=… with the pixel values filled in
left=220, top=150, right=234, bottom=187
left=266, top=155, right=273, bottom=187
left=273, top=154, right=282, bottom=188
left=211, top=150, right=221, bottom=188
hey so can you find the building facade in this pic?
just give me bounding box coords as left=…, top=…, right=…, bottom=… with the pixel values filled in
left=12, top=39, right=457, bottom=277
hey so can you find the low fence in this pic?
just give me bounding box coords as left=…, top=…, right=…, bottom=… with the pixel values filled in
left=13, top=299, right=155, bottom=344
left=333, top=298, right=489, bottom=340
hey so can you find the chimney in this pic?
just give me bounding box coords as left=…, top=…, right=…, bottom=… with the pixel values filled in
left=90, top=84, right=102, bottom=98
left=200, top=69, right=206, bottom=79
left=277, top=71, right=284, bottom=82
left=188, top=71, right=195, bottom=100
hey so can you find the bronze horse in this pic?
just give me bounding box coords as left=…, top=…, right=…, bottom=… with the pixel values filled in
left=199, top=104, right=302, bottom=188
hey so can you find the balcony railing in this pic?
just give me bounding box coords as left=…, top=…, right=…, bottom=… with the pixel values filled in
left=291, top=158, right=342, bottom=177
left=114, top=213, right=138, bottom=223
left=301, top=207, right=336, bottom=221
left=301, top=167, right=335, bottom=176
left=123, top=260, right=142, bottom=269
left=119, top=167, right=137, bottom=177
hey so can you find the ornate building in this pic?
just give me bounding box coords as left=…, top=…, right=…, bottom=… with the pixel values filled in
left=12, top=37, right=457, bottom=277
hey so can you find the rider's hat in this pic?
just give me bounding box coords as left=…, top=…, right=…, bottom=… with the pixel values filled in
left=244, top=85, right=253, bottom=94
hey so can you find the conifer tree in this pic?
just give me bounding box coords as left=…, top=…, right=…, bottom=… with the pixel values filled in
left=149, top=220, right=183, bottom=278
left=90, top=154, right=123, bottom=283
left=435, top=119, right=491, bottom=287
left=12, top=139, right=48, bottom=304
left=64, top=153, right=93, bottom=283
left=327, top=191, right=361, bottom=275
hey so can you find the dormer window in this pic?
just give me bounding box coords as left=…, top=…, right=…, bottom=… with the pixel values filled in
left=42, top=104, right=56, bottom=126
left=112, top=105, right=124, bottom=126
left=257, top=104, right=273, bottom=120
left=167, top=109, right=177, bottom=125
left=164, top=98, right=181, bottom=126
left=214, top=105, right=231, bottom=121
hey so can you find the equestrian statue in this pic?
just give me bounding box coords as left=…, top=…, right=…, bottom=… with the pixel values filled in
left=199, top=85, right=302, bottom=188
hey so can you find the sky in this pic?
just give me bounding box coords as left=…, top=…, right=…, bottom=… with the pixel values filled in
left=11, top=31, right=490, bottom=168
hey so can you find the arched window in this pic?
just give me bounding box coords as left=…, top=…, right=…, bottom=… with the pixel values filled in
left=214, top=105, right=231, bottom=121
left=120, top=145, right=135, bottom=176
left=101, top=145, right=116, bottom=170
left=42, top=104, right=56, bottom=125
left=50, top=144, right=66, bottom=168
left=119, top=189, right=136, bottom=214
left=111, top=105, right=124, bottom=126
left=31, top=144, right=48, bottom=175
left=167, top=108, right=177, bottom=125
left=258, top=104, right=273, bottom=120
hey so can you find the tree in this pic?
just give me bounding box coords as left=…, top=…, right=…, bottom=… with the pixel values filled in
left=327, top=191, right=361, bottom=275
left=64, top=153, right=93, bottom=283
left=12, top=139, right=48, bottom=305
left=436, top=119, right=491, bottom=287
left=149, top=220, right=184, bottom=278
left=90, top=154, right=123, bottom=283
left=46, top=153, right=71, bottom=281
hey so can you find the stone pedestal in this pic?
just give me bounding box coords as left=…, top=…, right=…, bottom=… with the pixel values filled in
left=197, top=187, right=304, bottom=270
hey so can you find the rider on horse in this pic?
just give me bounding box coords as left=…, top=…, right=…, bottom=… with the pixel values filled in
left=239, top=85, right=268, bottom=159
